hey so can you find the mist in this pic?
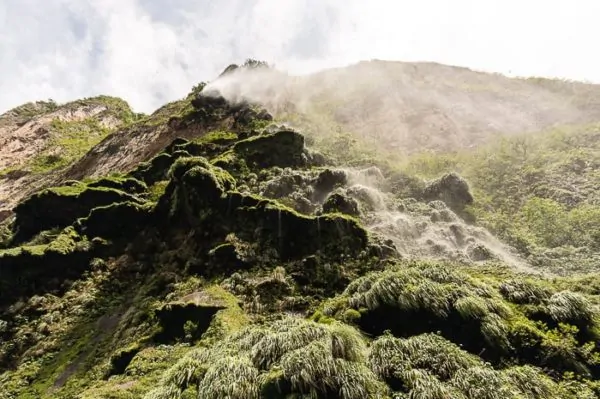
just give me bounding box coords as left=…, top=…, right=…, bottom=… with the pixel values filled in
left=201, top=60, right=600, bottom=156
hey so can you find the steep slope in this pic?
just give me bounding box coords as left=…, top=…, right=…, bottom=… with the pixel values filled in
left=0, top=62, right=599, bottom=398
left=0, top=97, right=140, bottom=221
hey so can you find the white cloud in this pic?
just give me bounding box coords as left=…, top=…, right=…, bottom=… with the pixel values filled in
left=1, top=0, right=599, bottom=114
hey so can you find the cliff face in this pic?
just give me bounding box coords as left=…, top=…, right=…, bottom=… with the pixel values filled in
left=0, top=61, right=599, bottom=399
left=0, top=97, right=138, bottom=221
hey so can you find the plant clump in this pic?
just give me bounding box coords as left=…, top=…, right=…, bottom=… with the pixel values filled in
left=145, top=317, right=388, bottom=399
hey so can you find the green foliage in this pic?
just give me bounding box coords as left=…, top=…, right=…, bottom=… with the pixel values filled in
left=322, top=260, right=600, bottom=379
left=148, top=180, right=169, bottom=202
left=399, top=124, right=600, bottom=273
left=145, top=317, right=387, bottom=399
left=5, top=96, right=141, bottom=176
left=547, top=291, right=594, bottom=326
left=370, top=333, right=578, bottom=399
left=25, top=117, right=110, bottom=173
left=517, top=197, right=600, bottom=249
left=186, top=82, right=207, bottom=99
left=5, top=99, right=58, bottom=119
left=3, top=67, right=600, bottom=399
left=0, top=222, right=12, bottom=249
left=369, top=333, right=482, bottom=382
left=198, top=130, right=238, bottom=144
left=87, top=176, right=147, bottom=194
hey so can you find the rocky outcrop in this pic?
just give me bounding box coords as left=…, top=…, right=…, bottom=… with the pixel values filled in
left=423, top=172, right=474, bottom=211
left=12, top=183, right=142, bottom=244
left=233, top=130, right=307, bottom=169
left=159, top=155, right=368, bottom=262
left=322, top=192, right=360, bottom=216
left=153, top=291, right=229, bottom=343
left=0, top=97, right=137, bottom=222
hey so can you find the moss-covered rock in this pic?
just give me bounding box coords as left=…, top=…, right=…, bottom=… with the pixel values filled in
left=172, top=132, right=239, bottom=161
left=75, top=201, right=153, bottom=240
left=190, top=92, right=228, bottom=111
left=130, top=152, right=187, bottom=186
left=236, top=201, right=368, bottom=260
left=12, top=184, right=142, bottom=244
left=0, top=228, right=99, bottom=305
left=314, top=169, right=348, bottom=196
left=87, top=176, right=147, bottom=194
left=322, top=192, right=361, bottom=216
left=233, top=106, right=273, bottom=128
left=165, top=158, right=236, bottom=223
left=158, top=154, right=368, bottom=262
left=153, top=291, right=230, bottom=343
left=233, top=130, right=307, bottom=169
left=261, top=173, right=305, bottom=199
left=423, top=172, right=474, bottom=211
left=107, top=343, right=143, bottom=376
left=206, top=243, right=251, bottom=274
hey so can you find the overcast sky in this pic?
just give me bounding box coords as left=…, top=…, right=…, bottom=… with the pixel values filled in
left=1, top=0, right=599, bottom=114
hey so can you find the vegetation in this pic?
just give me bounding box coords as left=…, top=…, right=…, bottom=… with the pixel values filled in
left=398, top=124, right=600, bottom=274
left=1, top=65, right=599, bottom=399
left=1, top=95, right=143, bottom=177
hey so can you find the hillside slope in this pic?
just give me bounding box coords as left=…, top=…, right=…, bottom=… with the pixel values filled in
left=210, top=60, right=600, bottom=154
left=0, top=61, right=599, bottom=398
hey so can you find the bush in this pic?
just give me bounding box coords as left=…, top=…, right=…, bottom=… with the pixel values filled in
left=146, top=317, right=387, bottom=399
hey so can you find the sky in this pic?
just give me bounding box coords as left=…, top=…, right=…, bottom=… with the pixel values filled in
left=1, top=0, right=599, bottom=114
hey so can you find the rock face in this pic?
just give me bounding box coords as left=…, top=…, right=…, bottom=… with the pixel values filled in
left=159, top=154, right=368, bottom=261
left=233, top=130, right=306, bottom=168
left=322, top=192, right=361, bottom=216
left=12, top=183, right=142, bottom=244
left=154, top=290, right=229, bottom=343
left=0, top=97, right=136, bottom=222
left=423, top=172, right=474, bottom=211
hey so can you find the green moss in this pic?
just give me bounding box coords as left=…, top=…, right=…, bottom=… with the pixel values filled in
left=75, top=201, right=153, bottom=241
left=87, top=176, right=147, bottom=194
left=148, top=180, right=169, bottom=202
left=108, top=342, right=144, bottom=376
left=228, top=197, right=368, bottom=261
left=26, top=112, right=129, bottom=173
left=0, top=222, right=12, bottom=249
left=233, top=130, right=306, bottom=169
left=0, top=226, right=96, bottom=305
left=197, top=286, right=249, bottom=345
left=131, top=153, right=177, bottom=185
left=8, top=323, right=96, bottom=398
left=12, top=183, right=142, bottom=243
left=151, top=285, right=247, bottom=347
left=168, top=156, right=213, bottom=181
left=198, top=130, right=238, bottom=144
